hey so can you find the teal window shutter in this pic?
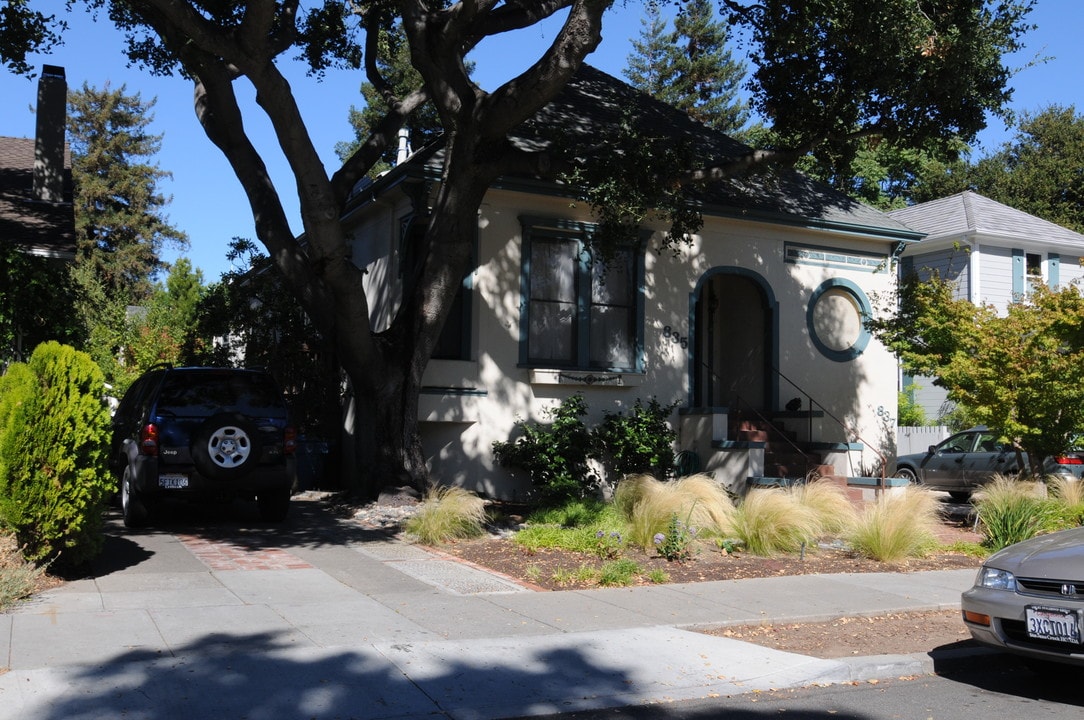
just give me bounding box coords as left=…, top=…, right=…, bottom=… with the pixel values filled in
left=1011, top=249, right=1025, bottom=299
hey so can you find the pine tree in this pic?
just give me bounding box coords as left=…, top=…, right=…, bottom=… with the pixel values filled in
left=67, top=82, right=188, bottom=303
left=624, top=0, right=751, bottom=135
left=623, top=8, right=675, bottom=104
left=334, top=26, right=447, bottom=172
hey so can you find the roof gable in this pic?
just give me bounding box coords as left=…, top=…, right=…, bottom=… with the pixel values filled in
left=888, top=190, right=1084, bottom=249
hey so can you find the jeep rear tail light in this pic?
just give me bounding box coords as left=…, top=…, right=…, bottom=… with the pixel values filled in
left=284, top=426, right=297, bottom=455
left=139, top=423, right=160, bottom=456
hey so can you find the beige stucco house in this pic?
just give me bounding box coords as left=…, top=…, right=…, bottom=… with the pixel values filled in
left=343, top=66, right=922, bottom=500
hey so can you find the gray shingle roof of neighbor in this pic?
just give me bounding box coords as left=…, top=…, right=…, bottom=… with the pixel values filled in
left=366, top=64, right=921, bottom=241
left=0, top=135, right=76, bottom=258
left=888, top=190, right=1084, bottom=248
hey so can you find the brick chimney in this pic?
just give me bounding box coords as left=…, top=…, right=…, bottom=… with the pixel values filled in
left=33, top=65, right=67, bottom=203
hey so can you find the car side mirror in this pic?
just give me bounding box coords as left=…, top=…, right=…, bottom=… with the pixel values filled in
left=927, top=445, right=937, bottom=454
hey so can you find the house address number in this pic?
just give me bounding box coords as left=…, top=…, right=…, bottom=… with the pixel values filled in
left=662, top=326, right=689, bottom=349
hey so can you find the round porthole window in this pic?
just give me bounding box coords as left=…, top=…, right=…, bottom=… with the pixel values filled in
left=806, top=279, right=871, bottom=362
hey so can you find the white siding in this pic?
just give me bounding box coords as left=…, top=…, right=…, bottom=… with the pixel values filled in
left=1058, top=254, right=1084, bottom=287
left=907, top=248, right=969, bottom=300
left=977, top=244, right=1014, bottom=314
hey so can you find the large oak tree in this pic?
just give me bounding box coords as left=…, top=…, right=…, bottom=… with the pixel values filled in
left=24, top=0, right=1035, bottom=497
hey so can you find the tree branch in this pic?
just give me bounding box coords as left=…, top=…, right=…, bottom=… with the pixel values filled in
left=330, top=89, right=430, bottom=205
left=478, top=0, right=610, bottom=139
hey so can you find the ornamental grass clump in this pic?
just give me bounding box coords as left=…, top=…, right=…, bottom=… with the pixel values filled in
left=846, top=485, right=940, bottom=562
left=787, top=480, right=858, bottom=536
left=973, top=476, right=1061, bottom=550
left=614, top=473, right=735, bottom=549
left=1046, top=476, right=1084, bottom=527
left=731, top=487, right=822, bottom=556
left=404, top=486, right=487, bottom=545
left=0, top=532, right=49, bottom=612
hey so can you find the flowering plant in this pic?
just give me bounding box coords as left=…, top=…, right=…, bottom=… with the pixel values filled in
left=595, top=530, right=625, bottom=559
left=654, top=513, right=697, bottom=562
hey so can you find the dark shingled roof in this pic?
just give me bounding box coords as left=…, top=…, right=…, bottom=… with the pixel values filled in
left=0, top=135, right=76, bottom=258
left=368, top=65, right=919, bottom=241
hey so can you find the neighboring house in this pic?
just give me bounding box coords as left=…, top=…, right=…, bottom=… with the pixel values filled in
left=0, top=65, right=76, bottom=362
left=343, top=65, right=922, bottom=500
left=889, top=191, right=1084, bottom=422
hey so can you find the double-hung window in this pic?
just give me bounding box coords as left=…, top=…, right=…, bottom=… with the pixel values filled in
left=520, top=217, right=642, bottom=372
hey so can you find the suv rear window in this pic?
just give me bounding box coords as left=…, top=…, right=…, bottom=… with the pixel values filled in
left=156, top=371, right=287, bottom=416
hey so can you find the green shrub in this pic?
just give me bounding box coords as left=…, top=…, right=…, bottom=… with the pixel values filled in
left=847, top=485, right=940, bottom=561
left=653, top=510, right=697, bottom=562
left=0, top=342, right=114, bottom=569
left=973, top=476, right=1061, bottom=550
left=493, top=395, right=597, bottom=505
left=404, top=486, right=487, bottom=545
left=493, top=395, right=681, bottom=504
left=593, top=397, right=677, bottom=478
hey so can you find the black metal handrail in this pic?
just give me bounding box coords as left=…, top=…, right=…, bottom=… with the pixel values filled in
left=731, top=392, right=809, bottom=465
left=771, top=365, right=886, bottom=484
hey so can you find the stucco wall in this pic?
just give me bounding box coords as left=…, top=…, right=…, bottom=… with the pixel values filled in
left=378, top=187, right=904, bottom=499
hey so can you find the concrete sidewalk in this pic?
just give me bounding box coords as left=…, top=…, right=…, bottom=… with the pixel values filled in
left=0, top=499, right=982, bottom=720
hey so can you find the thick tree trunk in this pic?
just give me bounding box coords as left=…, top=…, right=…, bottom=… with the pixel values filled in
left=133, top=0, right=607, bottom=500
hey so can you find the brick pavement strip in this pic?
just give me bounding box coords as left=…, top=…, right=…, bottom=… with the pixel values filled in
left=175, top=533, right=313, bottom=572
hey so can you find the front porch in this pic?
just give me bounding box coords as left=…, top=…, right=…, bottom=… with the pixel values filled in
left=677, top=407, right=899, bottom=500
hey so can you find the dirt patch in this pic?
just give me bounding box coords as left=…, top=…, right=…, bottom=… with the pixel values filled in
left=437, top=531, right=982, bottom=592
left=699, top=609, right=976, bottom=658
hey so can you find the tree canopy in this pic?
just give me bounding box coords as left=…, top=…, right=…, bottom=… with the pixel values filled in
left=869, top=273, right=1084, bottom=474
left=969, top=105, right=1084, bottom=233
left=68, top=82, right=188, bottom=301
left=0, top=0, right=64, bottom=74
left=624, top=0, right=752, bottom=135
left=25, top=0, right=1037, bottom=496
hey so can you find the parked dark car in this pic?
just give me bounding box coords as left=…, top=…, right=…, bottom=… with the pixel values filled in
left=894, top=426, right=1084, bottom=501
left=110, top=366, right=296, bottom=527
left=962, top=526, right=1084, bottom=669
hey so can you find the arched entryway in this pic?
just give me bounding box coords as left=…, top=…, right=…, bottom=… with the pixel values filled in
left=691, top=269, right=777, bottom=412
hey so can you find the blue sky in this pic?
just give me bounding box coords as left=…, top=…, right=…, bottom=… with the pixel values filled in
left=2, top=1, right=1082, bottom=281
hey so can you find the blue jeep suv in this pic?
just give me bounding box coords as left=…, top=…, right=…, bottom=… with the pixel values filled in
left=110, top=366, right=297, bottom=527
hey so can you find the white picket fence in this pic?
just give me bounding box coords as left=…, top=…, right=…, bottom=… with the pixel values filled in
left=896, top=425, right=949, bottom=456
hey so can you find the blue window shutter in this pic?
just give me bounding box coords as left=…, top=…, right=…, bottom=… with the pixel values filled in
left=1049, top=253, right=1061, bottom=288
left=1011, top=249, right=1025, bottom=299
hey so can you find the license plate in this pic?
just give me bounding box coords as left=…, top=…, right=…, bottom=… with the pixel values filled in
left=159, top=474, right=189, bottom=489
left=1026, top=605, right=1083, bottom=644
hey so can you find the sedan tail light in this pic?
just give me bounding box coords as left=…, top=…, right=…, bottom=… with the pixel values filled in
left=284, top=426, right=297, bottom=455
left=1054, top=454, right=1084, bottom=465
left=139, top=423, right=160, bottom=456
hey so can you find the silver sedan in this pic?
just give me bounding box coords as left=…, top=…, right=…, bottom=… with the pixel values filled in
left=962, top=526, right=1084, bottom=668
